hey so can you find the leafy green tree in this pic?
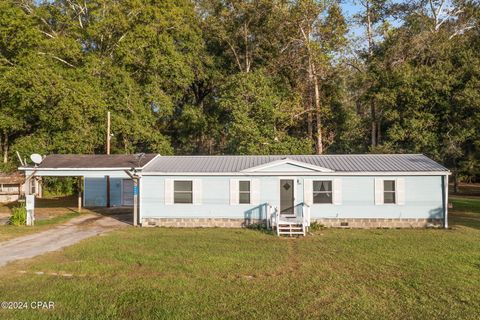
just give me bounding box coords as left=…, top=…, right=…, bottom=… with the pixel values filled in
left=218, top=70, right=311, bottom=154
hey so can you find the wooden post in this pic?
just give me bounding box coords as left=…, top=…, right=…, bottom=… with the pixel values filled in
left=106, top=111, right=111, bottom=155
left=78, top=177, right=83, bottom=213
left=133, top=178, right=138, bottom=226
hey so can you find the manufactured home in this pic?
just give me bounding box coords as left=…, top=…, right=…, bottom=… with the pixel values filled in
left=21, top=154, right=450, bottom=235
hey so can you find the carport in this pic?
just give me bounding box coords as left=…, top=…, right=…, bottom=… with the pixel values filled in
left=19, top=154, right=159, bottom=226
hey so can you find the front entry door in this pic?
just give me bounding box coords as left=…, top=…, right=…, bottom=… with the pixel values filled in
left=122, top=179, right=134, bottom=206
left=280, top=179, right=295, bottom=216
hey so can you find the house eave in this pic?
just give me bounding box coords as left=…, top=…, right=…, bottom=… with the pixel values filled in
left=141, top=171, right=450, bottom=176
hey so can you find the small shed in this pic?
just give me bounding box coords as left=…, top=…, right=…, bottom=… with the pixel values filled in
left=0, top=171, right=41, bottom=203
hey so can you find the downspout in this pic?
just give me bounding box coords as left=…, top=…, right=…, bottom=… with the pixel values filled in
left=138, top=174, right=142, bottom=227
left=443, top=174, right=449, bottom=229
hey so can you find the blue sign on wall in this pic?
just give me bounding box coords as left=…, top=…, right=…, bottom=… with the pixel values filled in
left=133, top=185, right=138, bottom=196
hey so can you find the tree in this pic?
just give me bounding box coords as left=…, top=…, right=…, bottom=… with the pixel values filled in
left=218, top=70, right=311, bottom=154
left=279, top=0, right=347, bottom=154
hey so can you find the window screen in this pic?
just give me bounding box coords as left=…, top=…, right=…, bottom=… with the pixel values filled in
left=313, top=180, right=332, bottom=204
left=174, top=181, right=193, bottom=204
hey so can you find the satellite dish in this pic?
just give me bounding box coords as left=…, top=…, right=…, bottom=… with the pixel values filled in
left=30, top=154, right=43, bottom=165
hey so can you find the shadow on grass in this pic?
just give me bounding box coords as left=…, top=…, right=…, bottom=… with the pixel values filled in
left=450, top=215, right=480, bottom=230
left=245, top=223, right=276, bottom=236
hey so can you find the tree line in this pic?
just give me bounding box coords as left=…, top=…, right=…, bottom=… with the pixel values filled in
left=0, top=0, right=479, bottom=182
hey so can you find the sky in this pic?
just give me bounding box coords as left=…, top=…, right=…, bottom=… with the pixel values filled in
left=340, top=0, right=368, bottom=41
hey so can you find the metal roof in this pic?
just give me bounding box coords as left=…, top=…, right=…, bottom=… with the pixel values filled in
left=32, top=154, right=158, bottom=169
left=143, top=154, right=448, bottom=173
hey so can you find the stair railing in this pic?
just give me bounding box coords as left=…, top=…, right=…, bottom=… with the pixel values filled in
left=268, top=204, right=279, bottom=230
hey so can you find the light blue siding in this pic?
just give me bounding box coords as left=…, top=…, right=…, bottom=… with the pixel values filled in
left=84, top=178, right=107, bottom=207
left=110, top=178, right=122, bottom=206
left=84, top=177, right=124, bottom=207
left=139, top=175, right=445, bottom=220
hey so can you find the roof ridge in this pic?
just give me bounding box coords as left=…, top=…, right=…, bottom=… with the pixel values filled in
left=158, top=153, right=425, bottom=157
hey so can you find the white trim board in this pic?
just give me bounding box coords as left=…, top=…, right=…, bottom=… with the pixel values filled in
left=241, top=158, right=334, bottom=173
left=141, top=171, right=450, bottom=176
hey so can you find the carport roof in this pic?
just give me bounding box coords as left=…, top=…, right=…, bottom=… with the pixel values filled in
left=23, top=154, right=158, bottom=170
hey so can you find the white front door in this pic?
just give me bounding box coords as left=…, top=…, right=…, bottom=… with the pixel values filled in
left=122, top=179, right=134, bottom=206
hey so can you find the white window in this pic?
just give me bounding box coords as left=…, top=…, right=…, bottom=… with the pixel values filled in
left=313, top=180, right=332, bottom=204
left=383, top=180, right=396, bottom=204
left=239, top=181, right=251, bottom=204
left=304, top=178, right=342, bottom=205
left=375, top=178, right=405, bottom=205
left=230, top=179, right=259, bottom=205
left=30, top=179, right=36, bottom=194
left=174, top=181, right=193, bottom=204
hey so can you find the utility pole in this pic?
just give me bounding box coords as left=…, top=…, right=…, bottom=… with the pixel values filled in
left=106, top=111, right=111, bottom=155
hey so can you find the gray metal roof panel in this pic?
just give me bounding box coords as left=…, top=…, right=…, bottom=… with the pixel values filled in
left=143, top=154, right=448, bottom=173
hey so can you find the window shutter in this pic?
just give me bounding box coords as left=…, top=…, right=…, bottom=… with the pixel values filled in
left=193, top=179, right=202, bottom=205
left=333, top=178, right=342, bottom=205
left=164, top=179, right=173, bottom=205
left=251, top=179, right=260, bottom=205
left=230, top=179, right=239, bottom=205
left=304, top=179, right=313, bottom=205
left=397, top=178, right=405, bottom=205
left=374, top=178, right=383, bottom=205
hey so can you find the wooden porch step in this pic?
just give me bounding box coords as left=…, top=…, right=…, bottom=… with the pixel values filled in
left=278, top=231, right=305, bottom=235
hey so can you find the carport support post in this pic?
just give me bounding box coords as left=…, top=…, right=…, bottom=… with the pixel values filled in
left=106, top=176, right=111, bottom=207
left=78, top=177, right=83, bottom=213
left=133, top=178, right=138, bottom=226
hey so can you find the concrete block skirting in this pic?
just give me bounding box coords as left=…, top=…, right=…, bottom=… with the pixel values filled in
left=141, top=218, right=263, bottom=228
left=312, top=218, right=444, bottom=228
left=141, top=217, right=444, bottom=228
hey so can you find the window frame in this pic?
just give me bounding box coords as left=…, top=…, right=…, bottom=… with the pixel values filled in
left=383, top=179, right=396, bottom=205
left=312, top=180, right=333, bottom=204
left=173, top=180, right=193, bottom=204
left=238, top=180, right=251, bottom=204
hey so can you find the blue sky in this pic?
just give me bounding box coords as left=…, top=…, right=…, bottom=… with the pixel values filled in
left=341, top=0, right=366, bottom=39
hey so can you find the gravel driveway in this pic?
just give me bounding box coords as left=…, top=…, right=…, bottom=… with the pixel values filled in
left=0, top=214, right=129, bottom=267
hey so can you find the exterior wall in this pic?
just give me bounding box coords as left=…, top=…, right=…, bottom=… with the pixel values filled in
left=139, top=175, right=445, bottom=227
left=84, top=177, right=124, bottom=207
left=0, top=194, right=20, bottom=203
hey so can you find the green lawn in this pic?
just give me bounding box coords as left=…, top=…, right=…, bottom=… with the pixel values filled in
left=0, top=198, right=479, bottom=319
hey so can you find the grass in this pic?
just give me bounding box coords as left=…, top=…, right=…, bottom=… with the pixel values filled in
left=0, top=197, right=82, bottom=242
left=0, top=211, right=81, bottom=242
left=0, top=196, right=479, bottom=319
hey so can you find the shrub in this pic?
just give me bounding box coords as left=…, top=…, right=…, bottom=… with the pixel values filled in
left=9, top=203, right=27, bottom=226
left=309, top=221, right=323, bottom=232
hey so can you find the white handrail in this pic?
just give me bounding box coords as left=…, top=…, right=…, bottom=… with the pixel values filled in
left=268, top=205, right=277, bottom=229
